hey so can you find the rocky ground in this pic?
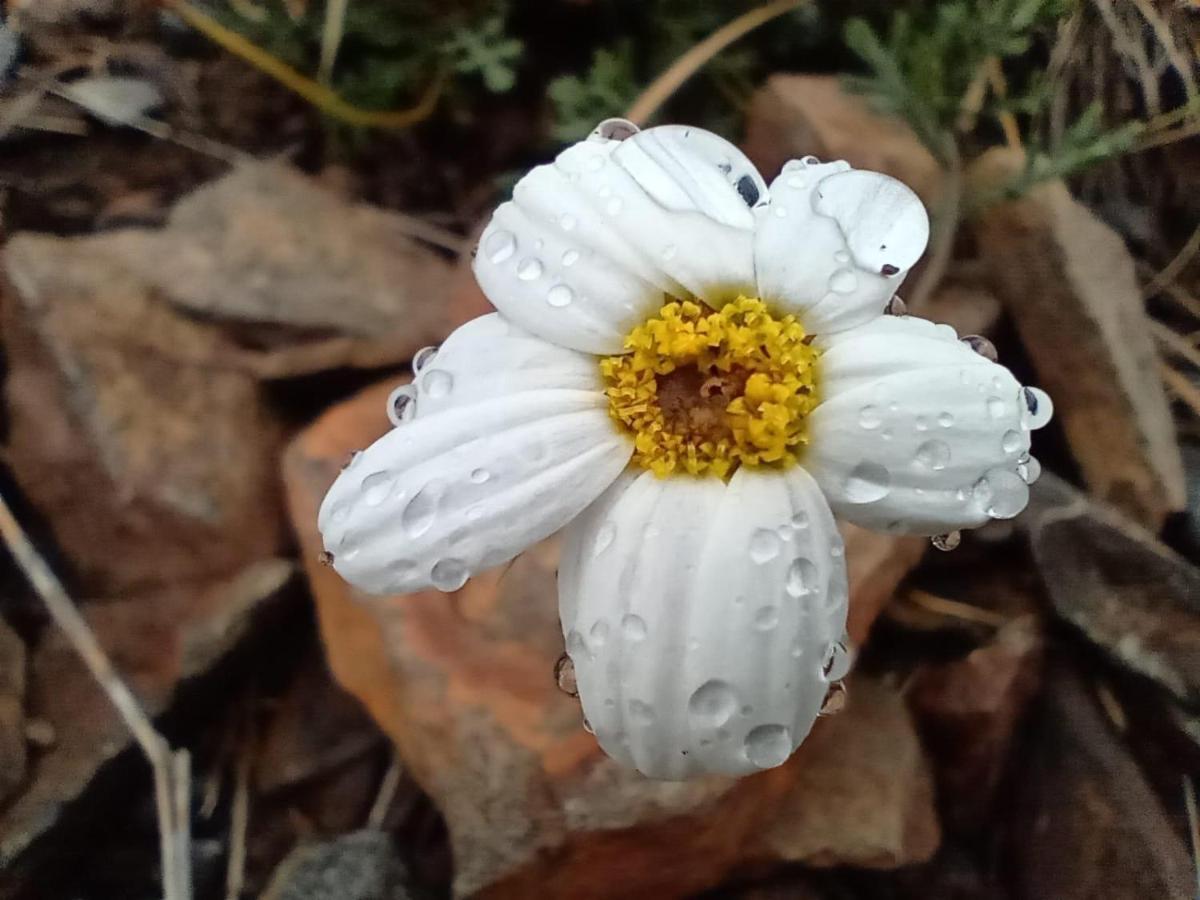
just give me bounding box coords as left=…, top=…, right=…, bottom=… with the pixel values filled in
left=1, top=3, right=1199, bottom=899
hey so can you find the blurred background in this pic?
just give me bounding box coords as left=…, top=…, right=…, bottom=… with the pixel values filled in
left=0, top=0, right=1198, bottom=898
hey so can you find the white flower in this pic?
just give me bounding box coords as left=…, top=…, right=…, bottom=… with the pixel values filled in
left=318, top=120, right=1053, bottom=781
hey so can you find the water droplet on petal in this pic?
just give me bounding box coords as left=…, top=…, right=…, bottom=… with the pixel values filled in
left=749, top=528, right=782, bottom=563
left=884, top=296, right=908, bottom=316
left=484, top=230, right=516, bottom=264
left=801, top=155, right=820, bottom=166
left=914, top=439, right=951, bottom=471
left=593, top=521, right=616, bottom=556
left=421, top=369, right=453, bottom=398
left=554, top=653, right=578, bottom=697
left=932, top=531, right=961, bottom=552
left=829, top=269, right=858, bottom=294
left=961, top=334, right=998, bottom=361
left=791, top=511, right=809, bottom=530
left=818, top=681, right=847, bottom=716
left=621, top=614, right=647, bottom=641
left=938, top=411, right=955, bottom=428
left=386, top=386, right=416, bottom=426
left=1001, top=430, right=1023, bottom=453
left=744, top=724, right=792, bottom=769
left=590, top=619, right=610, bottom=646
left=858, top=406, right=882, bottom=429
left=979, top=467, right=1029, bottom=519
left=786, top=174, right=807, bottom=189
left=785, top=557, right=817, bottom=598
left=516, top=258, right=544, bottom=281
left=822, top=640, right=852, bottom=681
left=628, top=699, right=655, bottom=725
left=561, top=248, right=580, bottom=267
left=986, top=397, right=1006, bottom=420
left=401, top=478, right=445, bottom=538
left=361, top=471, right=393, bottom=506
left=915, top=416, right=930, bottom=432
left=843, top=462, right=891, bottom=503
left=430, top=558, right=469, bottom=592
left=566, top=629, right=590, bottom=661
left=754, top=605, right=780, bottom=630
left=560, top=213, right=577, bottom=231
left=834, top=250, right=850, bottom=264
left=318, top=550, right=334, bottom=566
left=1022, top=387, right=1053, bottom=429
left=688, top=680, right=737, bottom=727
left=470, top=468, right=490, bottom=484
left=547, top=284, right=574, bottom=307
left=412, top=345, right=438, bottom=372
left=1018, top=454, right=1042, bottom=484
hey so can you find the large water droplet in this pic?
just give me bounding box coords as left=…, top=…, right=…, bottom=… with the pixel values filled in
left=843, top=462, right=891, bottom=503
left=884, top=296, right=907, bottom=316
left=516, top=258, right=544, bottom=281
left=628, top=699, right=655, bottom=725
left=484, top=230, right=516, bottom=264
left=749, top=528, right=781, bottom=563
left=961, top=334, right=998, bottom=362
left=561, top=248, right=580, bottom=267
left=829, top=269, right=858, bottom=294
left=986, top=397, right=1006, bottom=420
left=412, top=345, right=438, bottom=373
left=822, top=640, right=852, bottom=681
left=401, top=478, right=445, bottom=538
left=554, top=653, right=578, bottom=697
left=932, top=531, right=961, bottom=552
left=785, top=557, right=818, bottom=598
left=593, top=521, right=616, bottom=556
left=979, top=467, right=1029, bottom=519
left=858, top=406, right=882, bottom=430
left=621, top=613, right=647, bottom=642
left=1017, top=454, right=1042, bottom=484
left=744, top=724, right=792, bottom=769
left=754, top=605, right=780, bottom=630
left=688, top=681, right=737, bottom=728
left=914, top=439, right=951, bottom=471
left=547, top=284, right=574, bottom=307
left=430, top=558, right=469, bottom=592
left=1001, top=430, right=1023, bottom=454
left=818, top=681, right=847, bottom=717
left=421, top=369, right=453, bottom=399
left=1022, top=387, right=1053, bottom=429
left=361, top=471, right=393, bottom=507
left=386, top=385, right=417, bottom=426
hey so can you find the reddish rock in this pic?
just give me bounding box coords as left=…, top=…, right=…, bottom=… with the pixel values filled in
left=284, top=380, right=933, bottom=898
left=910, top=615, right=1043, bottom=830
left=2, top=234, right=285, bottom=594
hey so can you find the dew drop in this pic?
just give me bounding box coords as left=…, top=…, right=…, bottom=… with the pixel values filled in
left=843, top=462, right=891, bottom=503
left=412, top=345, right=438, bottom=372
left=516, top=258, right=544, bottom=281
left=791, top=511, right=809, bottom=530
left=773, top=205, right=788, bottom=218
left=628, top=699, right=655, bottom=725
left=470, top=467, right=490, bottom=484
left=978, top=467, right=1029, bottom=519
left=829, top=269, right=858, bottom=294
left=688, top=680, right=738, bottom=727
left=561, top=248, right=580, bottom=267
left=986, top=397, right=1006, bottom=420
left=749, top=528, right=782, bottom=563
left=932, top=531, right=961, bottom=552
left=401, top=478, right=445, bottom=538
left=547, top=284, right=574, bottom=308
left=1018, top=454, right=1042, bottom=484
left=421, top=369, right=453, bottom=399
left=590, top=619, right=610, bottom=646
left=858, top=405, right=882, bottom=430
left=554, top=653, right=578, bottom=697
left=801, top=155, right=820, bottom=166
left=484, top=229, right=516, bottom=264
left=822, top=640, right=852, bottom=681
left=818, top=681, right=847, bottom=717
left=621, top=613, right=647, bottom=642
left=938, top=411, right=955, bottom=428
left=785, top=557, right=818, bottom=598
left=430, top=558, right=469, bottom=592
left=566, top=629, right=590, bottom=661
left=386, top=386, right=416, bottom=426
left=961, top=334, right=998, bottom=362
left=560, top=213, right=578, bottom=231
left=1022, top=387, right=1053, bottom=429
left=834, top=250, right=850, bottom=264
left=361, top=471, right=393, bottom=506
left=915, top=415, right=930, bottom=432
left=754, top=605, right=780, bottom=631
left=914, top=439, right=951, bottom=471
left=744, top=724, right=792, bottom=769
left=786, top=174, right=807, bottom=189
left=1001, top=430, right=1023, bottom=453
left=884, top=296, right=908, bottom=316
left=593, top=521, right=617, bottom=556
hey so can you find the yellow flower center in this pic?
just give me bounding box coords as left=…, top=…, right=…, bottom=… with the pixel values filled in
left=601, top=297, right=820, bottom=479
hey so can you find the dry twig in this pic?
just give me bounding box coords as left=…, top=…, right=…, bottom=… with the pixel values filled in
left=1161, top=362, right=1200, bottom=418
left=224, top=741, right=252, bottom=900
left=367, top=752, right=404, bottom=830
left=0, top=492, right=193, bottom=900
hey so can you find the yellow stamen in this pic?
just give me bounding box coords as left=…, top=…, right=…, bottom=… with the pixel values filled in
left=601, top=297, right=820, bottom=478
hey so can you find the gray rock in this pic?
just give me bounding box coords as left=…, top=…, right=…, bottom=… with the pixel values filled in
left=260, top=830, right=413, bottom=900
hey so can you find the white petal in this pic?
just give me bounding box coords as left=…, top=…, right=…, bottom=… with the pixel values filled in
left=410, top=313, right=602, bottom=418
left=472, top=127, right=760, bottom=354
left=558, top=467, right=848, bottom=780
left=318, top=389, right=631, bottom=595
left=755, top=161, right=929, bottom=334
left=806, top=315, right=1047, bottom=534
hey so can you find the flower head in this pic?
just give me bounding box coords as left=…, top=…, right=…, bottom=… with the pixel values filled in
left=318, top=120, right=1052, bottom=780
